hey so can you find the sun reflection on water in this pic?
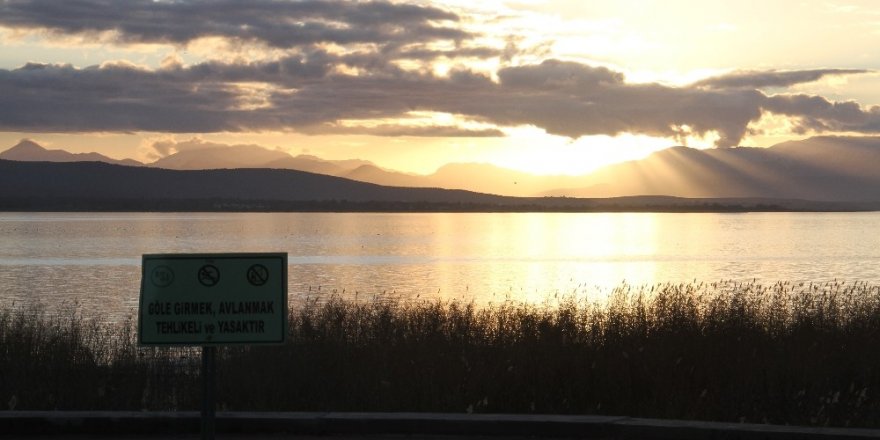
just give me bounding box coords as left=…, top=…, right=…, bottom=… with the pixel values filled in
left=1, top=212, right=880, bottom=320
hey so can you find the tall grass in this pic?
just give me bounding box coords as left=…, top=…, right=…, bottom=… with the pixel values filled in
left=3, top=280, right=880, bottom=428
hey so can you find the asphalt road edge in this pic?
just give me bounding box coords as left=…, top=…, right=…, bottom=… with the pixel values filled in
left=2, top=411, right=879, bottom=439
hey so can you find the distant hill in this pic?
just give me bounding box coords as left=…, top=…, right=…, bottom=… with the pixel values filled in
left=0, top=140, right=578, bottom=196
left=264, top=154, right=378, bottom=176
left=155, top=147, right=431, bottom=189
left=149, top=144, right=293, bottom=169
left=0, top=160, right=874, bottom=212
left=3, top=136, right=880, bottom=202
left=542, top=136, right=880, bottom=202
left=0, top=159, right=509, bottom=208
left=425, top=163, right=581, bottom=196
left=342, top=164, right=427, bottom=187
left=140, top=136, right=880, bottom=201
left=0, top=139, right=558, bottom=196
left=0, top=139, right=143, bottom=167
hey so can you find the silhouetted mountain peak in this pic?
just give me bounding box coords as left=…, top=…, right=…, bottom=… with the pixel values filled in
left=7, top=139, right=45, bottom=154
left=0, top=139, right=143, bottom=166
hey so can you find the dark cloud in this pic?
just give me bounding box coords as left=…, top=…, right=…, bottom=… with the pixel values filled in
left=301, top=124, right=504, bottom=137
left=0, top=62, right=245, bottom=132
left=0, top=0, right=470, bottom=49
left=2, top=1, right=877, bottom=147
left=0, top=0, right=502, bottom=74
left=2, top=58, right=880, bottom=146
left=693, top=69, right=869, bottom=89
left=497, top=60, right=625, bottom=89
left=393, top=47, right=504, bottom=61
left=764, top=94, right=880, bottom=133
left=429, top=63, right=765, bottom=146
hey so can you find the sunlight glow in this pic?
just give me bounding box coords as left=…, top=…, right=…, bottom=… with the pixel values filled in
left=334, top=111, right=500, bottom=133
left=490, top=127, right=674, bottom=175
left=741, top=113, right=807, bottom=148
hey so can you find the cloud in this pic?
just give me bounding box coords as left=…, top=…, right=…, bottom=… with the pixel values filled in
left=149, top=138, right=235, bottom=157
left=3, top=1, right=879, bottom=148
left=0, top=0, right=470, bottom=49
left=427, top=61, right=766, bottom=146
left=0, top=62, right=244, bottom=132
left=497, top=59, right=625, bottom=89
left=0, top=36, right=880, bottom=146
left=301, top=124, right=505, bottom=137
left=2, top=57, right=880, bottom=147
left=693, top=69, right=870, bottom=89
left=764, top=94, right=880, bottom=133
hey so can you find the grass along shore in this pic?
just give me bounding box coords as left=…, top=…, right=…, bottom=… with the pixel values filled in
left=2, top=280, right=880, bottom=428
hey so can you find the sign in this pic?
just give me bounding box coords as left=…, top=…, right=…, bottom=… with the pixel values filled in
left=139, top=253, right=287, bottom=346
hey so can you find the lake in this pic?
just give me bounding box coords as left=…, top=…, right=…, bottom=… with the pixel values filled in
left=2, top=211, right=879, bottom=320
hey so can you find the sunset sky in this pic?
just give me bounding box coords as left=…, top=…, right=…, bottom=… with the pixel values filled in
left=2, top=0, right=880, bottom=175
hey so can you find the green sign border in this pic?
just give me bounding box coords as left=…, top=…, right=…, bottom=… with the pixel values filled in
left=139, top=253, right=288, bottom=347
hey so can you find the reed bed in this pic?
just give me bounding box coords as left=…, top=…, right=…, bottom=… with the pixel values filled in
left=3, top=280, right=880, bottom=428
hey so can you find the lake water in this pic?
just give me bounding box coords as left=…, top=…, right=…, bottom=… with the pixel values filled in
left=2, top=211, right=880, bottom=320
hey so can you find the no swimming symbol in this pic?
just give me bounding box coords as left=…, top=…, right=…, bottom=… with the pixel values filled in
left=198, top=264, right=220, bottom=287
left=247, top=264, right=269, bottom=286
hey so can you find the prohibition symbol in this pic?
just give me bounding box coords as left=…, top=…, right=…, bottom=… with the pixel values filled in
left=198, top=264, right=220, bottom=287
left=247, top=264, right=269, bottom=286
left=150, top=265, right=174, bottom=287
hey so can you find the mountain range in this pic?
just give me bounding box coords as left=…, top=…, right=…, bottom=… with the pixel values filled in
left=544, top=137, right=880, bottom=202
left=2, top=136, right=880, bottom=203
left=2, top=159, right=863, bottom=212
left=0, top=139, right=143, bottom=167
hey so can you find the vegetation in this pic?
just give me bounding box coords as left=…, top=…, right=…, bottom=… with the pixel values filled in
left=3, top=280, right=880, bottom=428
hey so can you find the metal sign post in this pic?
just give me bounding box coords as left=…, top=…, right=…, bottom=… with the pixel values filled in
left=138, top=253, right=288, bottom=440
left=201, top=346, right=216, bottom=440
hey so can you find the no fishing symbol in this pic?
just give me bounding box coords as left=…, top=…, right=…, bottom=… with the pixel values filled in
left=198, top=264, right=220, bottom=287
left=247, top=264, right=269, bottom=287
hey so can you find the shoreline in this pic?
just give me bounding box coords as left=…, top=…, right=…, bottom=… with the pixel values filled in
left=0, top=202, right=878, bottom=213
